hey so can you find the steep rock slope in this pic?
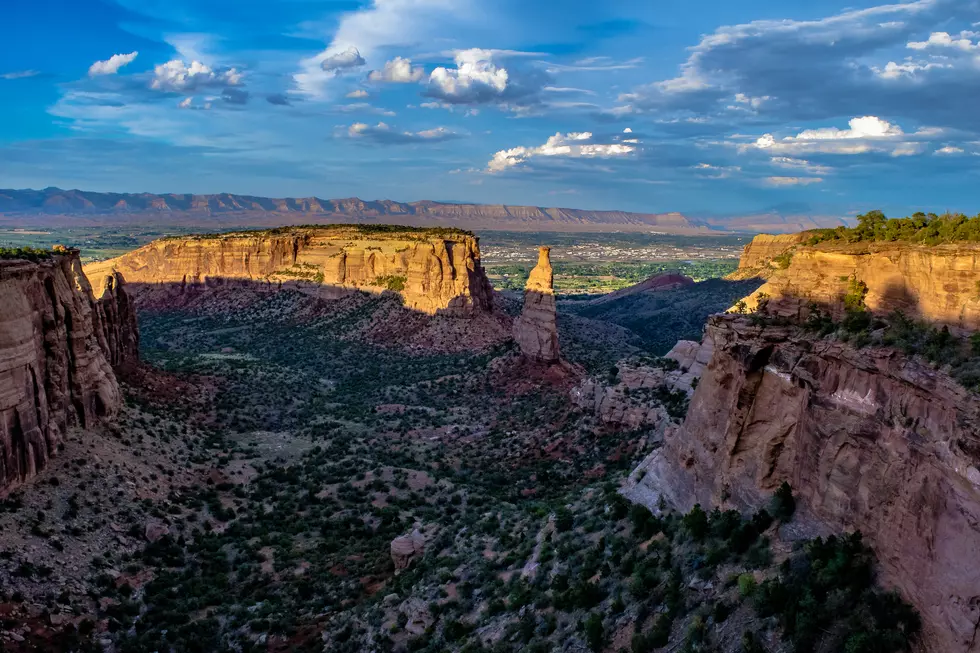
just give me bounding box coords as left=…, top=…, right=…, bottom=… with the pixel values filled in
left=83, top=226, right=494, bottom=317
left=0, top=251, right=137, bottom=494
left=737, top=235, right=980, bottom=329
left=513, top=247, right=560, bottom=363
left=628, top=315, right=980, bottom=652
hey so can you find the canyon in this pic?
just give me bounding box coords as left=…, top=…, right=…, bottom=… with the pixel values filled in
left=83, top=226, right=495, bottom=317
left=0, top=250, right=137, bottom=495
left=626, top=233, right=980, bottom=653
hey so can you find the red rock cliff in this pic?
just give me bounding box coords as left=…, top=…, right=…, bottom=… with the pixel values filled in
left=83, top=226, right=494, bottom=317
left=0, top=251, right=137, bottom=495
left=628, top=315, right=980, bottom=652
left=736, top=236, right=980, bottom=330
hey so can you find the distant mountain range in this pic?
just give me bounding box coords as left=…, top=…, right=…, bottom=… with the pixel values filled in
left=0, top=187, right=850, bottom=234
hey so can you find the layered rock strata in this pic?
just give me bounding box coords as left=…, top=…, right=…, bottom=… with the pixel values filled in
left=736, top=235, right=980, bottom=330
left=83, top=226, right=494, bottom=317
left=1, top=251, right=136, bottom=494
left=629, top=315, right=980, bottom=652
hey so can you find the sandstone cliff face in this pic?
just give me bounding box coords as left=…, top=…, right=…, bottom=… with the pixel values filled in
left=513, top=247, right=560, bottom=363
left=83, top=227, right=494, bottom=317
left=738, top=236, right=980, bottom=330
left=628, top=315, right=980, bottom=652
left=1, top=251, right=136, bottom=495
left=734, top=233, right=804, bottom=275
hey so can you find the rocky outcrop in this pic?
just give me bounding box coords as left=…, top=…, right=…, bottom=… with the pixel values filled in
left=83, top=226, right=494, bottom=317
left=571, top=340, right=713, bottom=429
left=737, top=236, right=980, bottom=330
left=1, top=251, right=136, bottom=495
left=513, top=247, right=560, bottom=363
left=571, top=366, right=670, bottom=430
left=390, top=529, right=425, bottom=573
left=92, top=272, right=140, bottom=367
left=734, top=233, right=805, bottom=275
left=628, top=315, right=980, bottom=652
left=664, top=338, right=714, bottom=394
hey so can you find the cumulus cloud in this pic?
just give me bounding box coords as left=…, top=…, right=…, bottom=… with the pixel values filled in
left=873, top=59, right=950, bottom=79
left=765, top=176, right=824, bottom=186
left=615, top=0, right=980, bottom=138
left=346, top=89, right=369, bottom=99
left=346, top=121, right=461, bottom=144
left=368, top=57, right=425, bottom=83
left=293, top=0, right=469, bottom=98
left=907, top=31, right=979, bottom=51
left=151, top=60, right=242, bottom=92
left=749, top=116, right=927, bottom=156
left=423, top=48, right=548, bottom=106
left=488, top=131, right=636, bottom=172
left=935, top=145, right=965, bottom=155
left=427, top=49, right=508, bottom=104
left=88, top=52, right=138, bottom=77
left=320, top=47, right=366, bottom=73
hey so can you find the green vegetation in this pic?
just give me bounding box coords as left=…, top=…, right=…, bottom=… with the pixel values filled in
left=487, top=260, right=739, bottom=294
left=375, top=275, right=407, bottom=291
left=0, top=246, right=54, bottom=261
left=754, top=532, right=920, bottom=653
left=806, top=210, right=980, bottom=246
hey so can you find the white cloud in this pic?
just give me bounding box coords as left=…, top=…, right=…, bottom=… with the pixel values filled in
left=487, top=131, right=636, bottom=172
left=873, top=59, right=950, bottom=79
left=733, top=93, right=771, bottom=109
left=427, top=49, right=509, bottom=104
left=765, top=176, right=823, bottom=186
left=88, top=52, right=138, bottom=77
left=177, top=97, right=212, bottom=110
left=907, top=31, right=979, bottom=51
left=544, top=56, right=644, bottom=73
left=346, top=89, right=369, bottom=99
left=770, top=156, right=832, bottom=175
left=368, top=57, right=425, bottom=83
left=321, top=47, right=366, bottom=73
left=935, top=145, right=965, bottom=155
left=151, top=60, right=242, bottom=92
left=293, top=0, right=468, bottom=98
left=0, top=70, right=40, bottom=80
left=749, top=116, right=927, bottom=156
left=346, top=121, right=460, bottom=143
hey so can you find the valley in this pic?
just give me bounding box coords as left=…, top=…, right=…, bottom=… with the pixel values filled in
left=1, top=214, right=978, bottom=653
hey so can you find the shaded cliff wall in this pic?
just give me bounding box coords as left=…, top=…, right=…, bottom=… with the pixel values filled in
left=83, top=228, right=494, bottom=317
left=737, top=236, right=980, bottom=330
left=628, top=315, right=980, bottom=652
left=0, top=252, right=137, bottom=495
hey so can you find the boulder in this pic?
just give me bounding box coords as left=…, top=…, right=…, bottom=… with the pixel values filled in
left=390, top=528, right=425, bottom=572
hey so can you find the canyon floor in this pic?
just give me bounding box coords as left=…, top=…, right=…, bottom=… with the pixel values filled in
left=0, top=280, right=921, bottom=653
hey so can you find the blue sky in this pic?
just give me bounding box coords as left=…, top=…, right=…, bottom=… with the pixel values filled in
left=1, top=0, right=979, bottom=218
